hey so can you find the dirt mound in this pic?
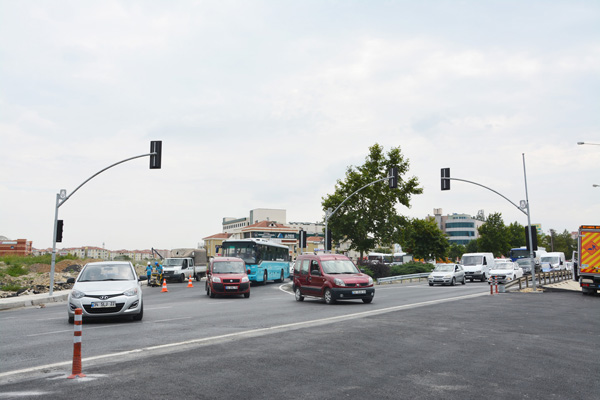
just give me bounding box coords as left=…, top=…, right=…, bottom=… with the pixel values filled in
left=28, top=259, right=94, bottom=273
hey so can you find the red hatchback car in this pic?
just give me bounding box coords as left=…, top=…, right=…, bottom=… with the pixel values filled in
left=293, top=253, right=374, bottom=304
left=206, top=257, right=251, bottom=298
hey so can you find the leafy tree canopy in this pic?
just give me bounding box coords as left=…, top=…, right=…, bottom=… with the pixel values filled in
left=322, top=143, right=422, bottom=257
left=401, top=217, right=450, bottom=261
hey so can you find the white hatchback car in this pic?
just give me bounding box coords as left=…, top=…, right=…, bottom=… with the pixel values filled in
left=488, top=261, right=523, bottom=283
left=67, top=261, right=144, bottom=323
left=428, top=263, right=466, bottom=286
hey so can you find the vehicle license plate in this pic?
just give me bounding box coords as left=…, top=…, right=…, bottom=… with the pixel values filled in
left=225, top=286, right=237, bottom=290
left=352, top=290, right=366, bottom=295
left=91, top=301, right=116, bottom=308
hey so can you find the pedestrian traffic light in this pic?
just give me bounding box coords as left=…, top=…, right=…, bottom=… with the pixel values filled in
left=56, top=220, right=64, bottom=242
left=441, top=168, right=450, bottom=191
left=388, top=166, right=398, bottom=189
left=525, top=226, right=538, bottom=251
left=150, top=140, right=162, bottom=169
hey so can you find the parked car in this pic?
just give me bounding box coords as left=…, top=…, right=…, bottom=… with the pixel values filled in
left=428, top=263, right=466, bottom=286
left=293, top=253, right=374, bottom=304
left=205, top=257, right=250, bottom=298
left=67, top=261, right=144, bottom=323
left=488, top=262, right=524, bottom=283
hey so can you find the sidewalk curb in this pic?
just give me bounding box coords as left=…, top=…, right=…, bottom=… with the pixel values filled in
left=0, top=291, right=70, bottom=311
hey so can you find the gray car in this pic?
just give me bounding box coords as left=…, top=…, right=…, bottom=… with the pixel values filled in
left=67, top=261, right=144, bottom=322
left=428, top=263, right=466, bottom=286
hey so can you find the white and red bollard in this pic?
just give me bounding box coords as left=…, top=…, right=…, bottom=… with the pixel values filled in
left=490, top=276, right=499, bottom=295
left=67, top=308, right=86, bottom=379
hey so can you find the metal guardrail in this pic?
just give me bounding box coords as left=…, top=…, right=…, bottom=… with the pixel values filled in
left=377, top=273, right=430, bottom=285
left=503, top=269, right=573, bottom=291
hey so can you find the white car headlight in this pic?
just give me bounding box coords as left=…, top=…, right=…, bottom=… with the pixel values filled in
left=212, top=276, right=221, bottom=283
left=334, top=278, right=346, bottom=287
left=444, top=274, right=452, bottom=279
left=368, top=277, right=373, bottom=285
left=242, top=276, right=249, bottom=283
left=123, top=287, right=138, bottom=297
left=71, top=289, right=85, bottom=299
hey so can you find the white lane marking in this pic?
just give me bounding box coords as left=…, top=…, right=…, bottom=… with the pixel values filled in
left=152, top=317, right=192, bottom=323
left=1, top=291, right=488, bottom=379
left=146, top=306, right=172, bottom=310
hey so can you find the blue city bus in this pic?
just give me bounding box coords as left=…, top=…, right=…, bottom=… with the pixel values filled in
left=509, top=247, right=530, bottom=261
left=220, top=238, right=290, bottom=284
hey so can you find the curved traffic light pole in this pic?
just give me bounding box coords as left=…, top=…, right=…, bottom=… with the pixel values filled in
left=441, top=154, right=537, bottom=290
left=324, top=172, right=395, bottom=253
left=49, top=144, right=161, bottom=295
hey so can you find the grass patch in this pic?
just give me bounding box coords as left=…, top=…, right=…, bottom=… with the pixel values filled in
left=0, top=284, right=26, bottom=292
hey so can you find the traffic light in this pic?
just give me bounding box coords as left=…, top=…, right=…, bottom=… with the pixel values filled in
left=299, top=230, right=307, bottom=249
left=388, top=166, right=398, bottom=189
left=150, top=140, right=162, bottom=169
left=441, top=168, right=450, bottom=191
left=525, top=226, right=538, bottom=251
left=56, top=220, right=64, bottom=242
left=326, top=230, right=332, bottom=252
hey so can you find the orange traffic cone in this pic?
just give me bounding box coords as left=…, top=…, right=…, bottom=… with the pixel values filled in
left=187, top=275, right=194, bottom=288
left=161, top=279, right=168, bottom=292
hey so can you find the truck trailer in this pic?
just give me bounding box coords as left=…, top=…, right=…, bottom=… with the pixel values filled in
left=577, top=225, right=600, bottom=295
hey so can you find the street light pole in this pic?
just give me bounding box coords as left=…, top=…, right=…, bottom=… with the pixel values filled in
left=324, top=174, right=393, bottom=253
left=49, top=144, right=161, bottom=295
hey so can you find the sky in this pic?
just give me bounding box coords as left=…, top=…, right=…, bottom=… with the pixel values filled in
left=1, top=0, right=599, bottom=251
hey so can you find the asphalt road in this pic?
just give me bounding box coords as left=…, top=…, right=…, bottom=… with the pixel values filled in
left=0, top=279, right=598, bottom=399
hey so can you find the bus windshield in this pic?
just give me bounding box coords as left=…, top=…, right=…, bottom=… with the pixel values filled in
left=221, top=242, right=257, bottom=264
left=509, top=248, right=529, bottom=260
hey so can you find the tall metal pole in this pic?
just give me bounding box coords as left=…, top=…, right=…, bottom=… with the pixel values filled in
left=49, top=193, right=60, bottom=295
left=522, top=154, right=537, bottom=291
left=48, top=150, right=158, bottom=296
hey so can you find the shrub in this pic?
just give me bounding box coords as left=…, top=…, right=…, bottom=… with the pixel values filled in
left=5, top=265, right=29, bottom=277
left=390, top=261, right=435, bottom=276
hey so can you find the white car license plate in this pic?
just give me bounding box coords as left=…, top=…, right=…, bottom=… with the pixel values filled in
left=225, top=286, right=237, bottom=290
left=352, top=290, right=366, bottom=295
left=91, top=301, right=116, bottom=308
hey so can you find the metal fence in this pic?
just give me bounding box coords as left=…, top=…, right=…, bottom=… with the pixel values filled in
left=377, top=273, right=430, bottom=285
left=504, top=269, right=573, bottom=291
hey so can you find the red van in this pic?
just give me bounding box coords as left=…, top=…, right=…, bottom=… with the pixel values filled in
left=206, top=257, right=250, bottom=298
left=292, top=254, right=374, bottom=304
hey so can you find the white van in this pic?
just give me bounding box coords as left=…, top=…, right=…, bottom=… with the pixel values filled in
left=540, top=252, right=566, bottom=272
left=460, top=252, right=495, bottom=282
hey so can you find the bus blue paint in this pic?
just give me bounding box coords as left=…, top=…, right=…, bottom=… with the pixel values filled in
left=509, top=247, right=530, bottom=261
left=221, top=238, right=291, bottom=284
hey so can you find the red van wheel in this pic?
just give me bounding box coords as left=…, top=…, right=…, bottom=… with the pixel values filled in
left=324, top=288, right=335, bottom=304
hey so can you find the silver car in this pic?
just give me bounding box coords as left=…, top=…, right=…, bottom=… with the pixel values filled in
left=67, top=261, right=144, bottom=322
left=428, top=263, right=466, bottom=286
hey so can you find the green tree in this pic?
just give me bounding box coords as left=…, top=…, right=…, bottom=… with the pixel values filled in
left=506, top=221, right=525, bottom=249
left=477, top=212, right=510, bottom=257
left=402, top=217, right=450, bottom=261
left=552, top=229, right=576, bottom=256
left=322, top=143, right=422, bottom=259
left=465, top=239, right=479, bottom=253
left=448, top=243, right=466, bottom=262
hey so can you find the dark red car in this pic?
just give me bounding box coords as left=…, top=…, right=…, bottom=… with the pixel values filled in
left=205, top=257, right=250, bottom=298
left=292, top=253, right=374, bottom=304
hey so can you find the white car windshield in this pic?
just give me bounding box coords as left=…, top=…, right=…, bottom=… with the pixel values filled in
left=78, top=264, right=134, bottom=281
left=541, top=257, right=559, bottom=264
left=495, top=264, right=513, bottom=270
left=434, top=264, right=454, bottom=272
